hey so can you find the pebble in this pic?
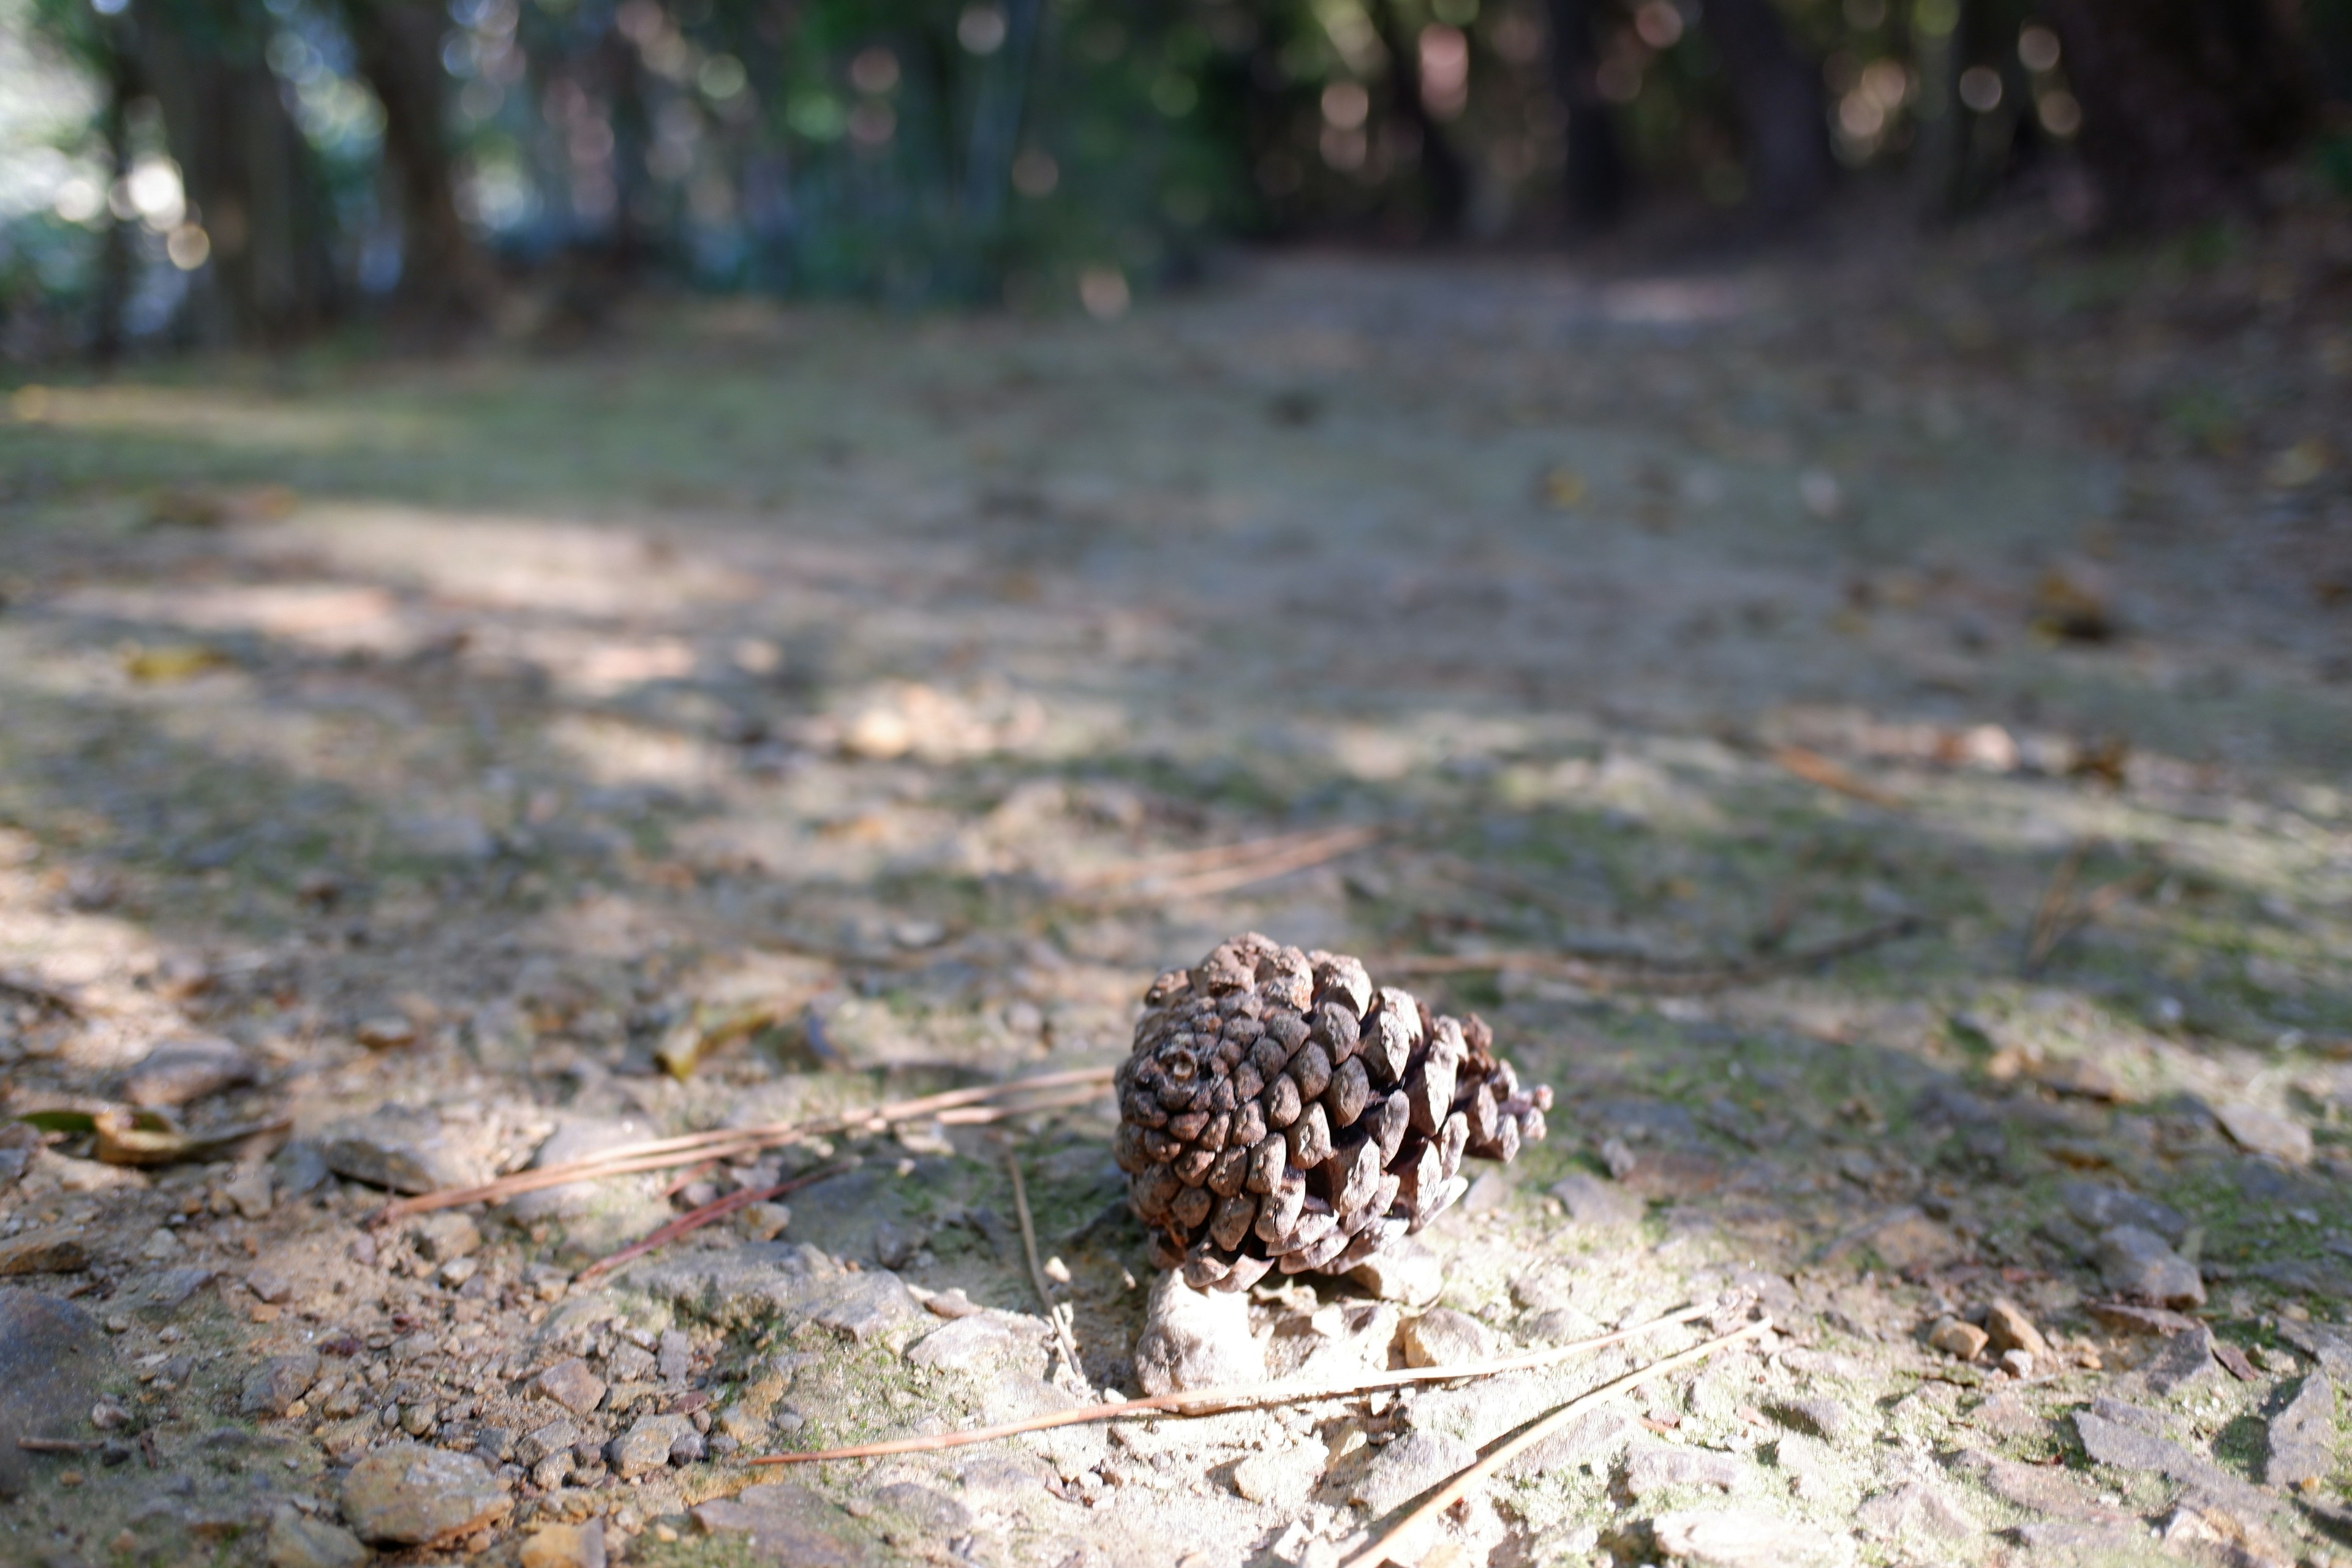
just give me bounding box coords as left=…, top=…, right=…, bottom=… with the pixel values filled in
left=264, top=1510, right=369, bottom=1568
left=1346, top=1237, right=1445, bottom=1306
left=1400, top=1308, right=1495, bottom=1368
left=123, top=1035, right=257, bottom=1107
left=1231, top=1444, right=1324, bottom=1507
left=1550, top=1172, right=1642, bottom=1228
left=906, top=1311, right=1039, bottom=1373
left=534, top=1357, right=608, bottom=1416
left=2058, top=1180, right=2187, bottom=1244
left=2074, top=1398, right=2269, bottom=1519
left=2093, top=1224, right=2205, bottom=1307
left=1982, top=1297, right=2048, bottom=1359
left=240, top=1351, right=322, bottom=1416
left=1766, top=1396, right=1859, bottom=1444
left=0, top=1230, right=87, bottom=1276
left=1650, top=1507, right=1846, bottom=1568
left=246, top=1263, right=296, bottom=1305
left=340, top=1442, right=513, bottom=1545
left=518, top=1419, right=582, bottom=1466
left=1928, top=1316, right=1988, bottom=1361
left=506, top=1117, right=658, bottom=1221
left=410, top=1212, right=481, bottom=1261
left=869, top=1481, right=970, bottom=1538
left=1855, top=1480, right=1980, bottom=1544
left=1624, top=1445, right=1750, bottom=1498
left=1131, top=1271, right=1263, bottom=1395
left=0, top=1289, right=105, bottom=1499
left=738, top=1202, right=791, bottom=1240
left=2264, top=1371, right=2335, bottom=1490
left=223, top=1166, right=273, bottom=1219
left=519, top=1521, right=606, bottom=1568
left=2215, top=1104, right=2312, bottom=1166
left=320, top=1106, right=492, bottom=1194
left=657, top=1329, right=692, bottom=1382
left=689, top=1480, right=880, bottom=1565
left=1351, top=1430, right=1477, bottom=1515
left=609, top=1413, right=696, bottom=1477
left=2131, top=1323, right=2219, bottom=1397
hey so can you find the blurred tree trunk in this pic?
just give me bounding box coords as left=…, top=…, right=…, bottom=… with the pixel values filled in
left=1545, top=0, right=1629, bottom=232
left=129, top=0, right=337, bottom=343
left=2043, top=0, right=2309, bottom=229
left=1368, top=0, right=1470, bottom=236
left=342, top=0, right=496, bottom=331
left=1704, top=0, right=1834, bottom=219
left=91, top=40, right=140, bottom=362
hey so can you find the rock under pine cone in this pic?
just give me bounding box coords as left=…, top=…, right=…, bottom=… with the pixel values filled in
left=1112, top=932, right=1552, bottom=1292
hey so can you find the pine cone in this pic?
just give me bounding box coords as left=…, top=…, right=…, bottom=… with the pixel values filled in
left=1112, top=932, right=1553, bottom=1292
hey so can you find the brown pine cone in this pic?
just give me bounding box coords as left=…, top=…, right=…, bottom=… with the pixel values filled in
left=1112, top=932, right=1552, bottom=1292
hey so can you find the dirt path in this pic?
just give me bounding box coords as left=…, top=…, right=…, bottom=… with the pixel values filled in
left=1, top=227, right=2348, bottom=1567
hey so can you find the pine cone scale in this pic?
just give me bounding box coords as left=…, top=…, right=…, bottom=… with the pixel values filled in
left=1115, top=932, right=1553, bottom=1291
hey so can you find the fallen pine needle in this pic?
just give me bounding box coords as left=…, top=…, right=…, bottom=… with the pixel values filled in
left=578, top=1160, right=853, bottom=1280
left=1771, top=744, right=1904, bottom=809
left=375, top=1066, right=1115, bottom=1222
left=1067, top=824, right=1381, bottom=904
left=1340, top=1314, right=1774, bottom=1568
left=750, top=1299, right=1727, bottom=1466
left=1006, top=1145, right=1085, bottom=1385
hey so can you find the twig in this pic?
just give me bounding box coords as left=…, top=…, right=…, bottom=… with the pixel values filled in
left=1374, top=915, right=1922, bottom=995
left=1340, top=1315, right=1774, bottom=1568
left=1770, top=745, right=1903, bottom=809
left=2021, top=839, right=2090, bottom=974
left=658, top=1159, right=722, bottom=1200
left=17, top=1436, right=102, bottom=1453
left=750, top=1300, right=1724, bottom=1466
left=579, top=1161, right=853, bottom=1280
left=374, top=1066, right=1115, bottom=1221
left=1005, top=1146, right=1084, bottom=1385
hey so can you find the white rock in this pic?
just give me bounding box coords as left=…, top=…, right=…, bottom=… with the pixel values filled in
left=1132, top=1271, right=1262, bottom=1395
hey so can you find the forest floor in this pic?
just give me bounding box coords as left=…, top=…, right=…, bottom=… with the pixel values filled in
left=1, top=200, right=2350, bottom=1568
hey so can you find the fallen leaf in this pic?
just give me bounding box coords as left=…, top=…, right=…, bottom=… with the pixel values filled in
left=1770, top=744, right=1903, bottom=809
left=122, top=643, right=232, bottom=683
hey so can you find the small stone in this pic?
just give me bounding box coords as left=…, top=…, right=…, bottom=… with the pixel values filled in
left=2094, top=1224, right=2205, bottom=1307
left=141, top=1227, right=184, bottom=1261
left=869, top=1481, right=970, bottom=1537
left=240, top=1351, right=322, bottom=1416
left=1351, top=1430, right=1477, bottom=1515
left=657, top=1329, right=692, bottom=1382
left=2058, top=1180, right=2187, bottom=1244
left=1624, top=1446, right=1751, bottom=1498
left=1132, top=1271, right=1264, bottom=1395
left=2215, top=1104, right=2312, bottom=1166
left=2131, top=1325, right=2219, bottom=1396
left=124, top=1036, right=256, bottom=1108
left=1231, top=1444, right=1324, bottom=1507
left=1599, top=1139, right=1638, bottom=1180
left=533, top=1358, right=608, bottom=1416
left=609, top=1414, right=694, bottom=1478
left=1928, top=1316, right=1989, bottom=1361
left=517, top=1419, right=582, bottom=1466
left=0, top=1231, right=86, bottom=1276
left=246, top=1263, right=296, bottom=1305
left=1856, top=1480, right=1980, bottom=1544
left=222, top=1166, right=273, bottom=1219
left=355, top=1016, right=419, bottom=1049
left=2265, top=1371, right=2335, bottom=1490
left=690, top=1480, right=879, bottom=1566
left=265, top=1510, right=369, bottom=1568
left=320, top=1106, right=492, bottom=1195
left=1997, top=1348, right=2034, bottom=1379
left=739, top=1202, right=791, bottom=1240
left=410, top=1212, right=481, bottom=1261
left=340, top=1443, right=513, bottom=1545
left=1401, top=1308, right=1495, bottom=1368
left=907, top=1311, right=1038, bottom=1373
left=1551, top=1172, right=1642, bottom=1228
left=1766, top=1396, right=1858, bottom=1444
left=0, top=1289, right=106, bottom=1499
left=1346, top=1236, right=1445, bottom=1306
left=1982, top=1297, right=2048, bottom=1359
left=519, top=1521, right=606, bottom=1568
left=1650, top=1507, right=1846, bottom=1568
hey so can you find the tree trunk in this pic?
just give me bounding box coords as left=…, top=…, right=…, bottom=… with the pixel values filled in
left=128, top=0, right=337, bottom=344
left=1369, top=0, right=1471, bottom=237
left=2043, top=0, right=2309, bottom=230
left=91, top=42, right=139, bottom=363
left=342, top=0, right=496, bottom=331
left=1703, top=0, right=1834, bottom=220
left=1544, top=0, right=1629, bottom=231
